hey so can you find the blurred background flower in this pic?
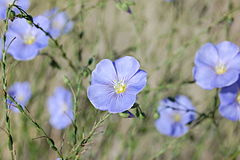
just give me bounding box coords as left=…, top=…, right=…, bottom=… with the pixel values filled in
left=155, top=95, right=196, bottom=137
left=7, top=81, right=31, bottom=112
left=47, top=87, right=74, bottom=130
left=44, top=8, right=73, bottom=38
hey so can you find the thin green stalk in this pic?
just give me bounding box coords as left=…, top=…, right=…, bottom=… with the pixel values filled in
left=67, top=113, right=111, bottom=159
left=64, top=75, right=82, bottom=145
left=1, top=2, right=17, bottom=160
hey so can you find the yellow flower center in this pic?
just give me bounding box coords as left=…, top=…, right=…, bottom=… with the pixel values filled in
left=237, top=92, right=240, bottom=104
left=215, top=64, right=227, bottom=75
left=172, top=113, right=182, bottom=122
left=24, top=35, right=36, bottom=45
left=114, top=82, right=127, bottom=94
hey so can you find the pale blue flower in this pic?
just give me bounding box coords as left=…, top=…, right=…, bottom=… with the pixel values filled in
left=7, top=81, right=31, bottom=112
left=44, top=8, right=73, bottom=38
left=193, top=41, right=240, bottom=90
left=5, top=15, right=50, bottom=60
left=47, top=87, right=74, bottom=130
left=155, top=95, right=196, bottom=137
left=87, top=56, right=147, bottom=113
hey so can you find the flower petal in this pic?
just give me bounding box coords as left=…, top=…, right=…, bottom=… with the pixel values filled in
left=181, top=112, right=196, bottom=124
left=8, top=41, right=39, bottom=61
left=34, top=16, right=50, bottom=31
left=227, top=54, right=240, bottom=71
left=91, top=59, right=117, bottom=85
left=127, top=70, right=147, bottom=94
left=17, top=0, right=30, bottom=11
left=35, top=31, right=49, bottom=48
left=219, top=82, right=238, bottom=105
left=219, top=103, right=240, bottom=121
left=175, top=95, right=194, bottom=110
left=155, top=117, right=188, bottom=137
left=0, top=6, right=6, bottom=20
left=215, top=69, right=239, bottom=88
left=170, top=123, right=189, bottom=137
left=108, top=92, right=136, bottom=113
left=194, top=43, right=218, bottom=67
left=50, top=113, right=73, bottom=130
left=9, top=19, right=31, bottom=36
left=193, top=64, right=216, bottom=90
left=87, top=84, right=115, bottom=111
left=216, top=41, right=239, bottom=63
left=114, top=56, right=140, bottom=81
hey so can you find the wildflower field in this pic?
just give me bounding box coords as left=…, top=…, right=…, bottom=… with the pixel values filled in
left=1, top=0, right=240, bottom=159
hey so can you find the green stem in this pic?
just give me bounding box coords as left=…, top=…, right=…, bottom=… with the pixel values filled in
left=1, top=2, right=17, bottom=160
left=67, top=113, right=111, bottom=159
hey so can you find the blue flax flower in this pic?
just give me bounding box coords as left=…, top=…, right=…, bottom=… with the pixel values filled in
left=193, top=41, right=240, bottom=90
left=47, top=87, right=74, bottom=130
left=155, top=95, right=196, bottom=137
left=7, top=81, right=31, bottom=112
left=219, top=78, right=240, bottom=121
left=5, top=15, right=49, bottom=60
left=0, top=0, right=30, bottom=20
left=44, top=8, right=73, bottom=38
left=87, top=56, right=147, bottom=113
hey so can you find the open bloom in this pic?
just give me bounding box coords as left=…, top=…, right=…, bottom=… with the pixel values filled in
left=87, top=56, right=147, bottom=113
left=47, top=87, right=74, bottom=130
left=155, top=95, right=196, bottom=137
left=44, top=8, right=73, bottom=38
left=7, top=81, right=31, bottom=112
left=193, top=41, right=240, bottom=90
left=5, top=15, right=49, bottom=60
left=0, top=0, right=30, bottom=20
left=219, top=78, right=240, bottom=121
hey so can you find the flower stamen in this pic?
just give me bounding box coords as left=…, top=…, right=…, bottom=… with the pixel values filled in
left=172, top=113, right=182, bottom=122
left=215, top=63, right=227, bottom=75
left=114, top=81, right=127, bottom=94
left=24, top=35, right=36, bottom=45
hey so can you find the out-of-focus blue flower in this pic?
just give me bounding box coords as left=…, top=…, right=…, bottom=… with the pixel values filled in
left=219, top=78, right=240, bottom=121
left=44, top=8, right=73, bottom=38
left=87, top=56, right=147, bottom=113
left=164, top=0, right=175, bottom=2
left=155, top=95, right=196, bottom=137
left=193, top=41, right=240, bottom=90
left=47, top=87, right=74, bottom=130
left=0, top=0, right=30, bottom=20
left=7, top=81, right=31, bottom=112
left=4, top=16, right=50, bottom=60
